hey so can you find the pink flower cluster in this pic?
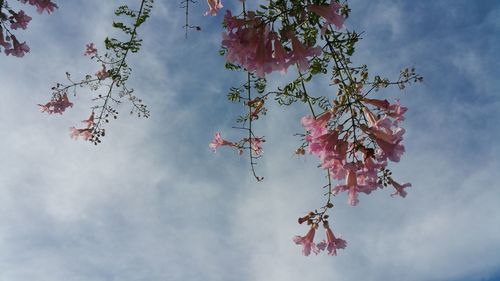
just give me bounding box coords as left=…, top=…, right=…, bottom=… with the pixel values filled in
left=9, top=10, right=32, bottom=30
left=38, top=92, right=73, bottom=114
left=96, top=65, right=109, bottom=80
left=222, top=11, right=322, bottom=77
left=0, top=0, right=57, bottom=56
left=301, top=99, right=411, bottom=206
left=219, top=1, right=347, bottom=77
left=19, top=0, right=58, bottom=14
left=209, top=132, right=264, bottom=156
left=70, top=112, right=94, bottom=141
left=307, top=2, right=345, bottom=34
left=3, top=35, right=30, bottom=57
left=293, top=222, right=346, bottom=256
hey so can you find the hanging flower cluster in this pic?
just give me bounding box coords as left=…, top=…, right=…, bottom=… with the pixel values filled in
left=0, top=0, right=57, bottom=57
left=40, top=1, right=154, bottom=145
left=209, top=0, right=423, bottom=256
left=209, top=132, right=265, bottom=157
left=24, top=0, right=423, bottom=257
left=38, top=92, right=73, bottom=114
left=70, top=112, right=95, bottom=141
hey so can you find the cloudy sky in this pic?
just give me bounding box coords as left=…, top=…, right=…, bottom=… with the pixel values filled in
left=1, top=0, right=499, bottom=280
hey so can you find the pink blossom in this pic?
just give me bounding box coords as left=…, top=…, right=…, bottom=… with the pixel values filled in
left=385, top=99, right=408, bottom=122
left=38, top=93, right=73, bottom=114
left=307, top=1, right=345, bottom=33
left=204, top=0, right=223, bottom=16
left=301, top=113, right=349, bottom=176
left=301, top=112, right=331, bottom=138
left=375, top=138, right=405, bottom=162
left=328, top=159, right=348, bottom=180
left=209, top=132, right=235, bottom=152
left=363, top=98, right=390, bottom=110
left=84, top=43, right=97, bottom=56
left=364, top=122, right=404, bottom=145
left=82, top=112, right=95, bottom=128
left=223, top=10, right=246, bottom=30
left=250, top=26, right=274, bottom=78
left=293, top=226, right=320, bottom=256
left=250, top=137, right=264, bottom=156
left=363, top=107, right=379, bottom=128
left=271, top=32, right=287, bottom=73
left=70, top=127, right=92, bottom=141
left=222, top=12, right=298, bottom=77
left=19, top=0, right=58, bottom=14
left=96, top=65, right=109, bottom=80
left=358, top=150, right=385, bottom=190
left=222, top=13, right=262, bottom=73
left=4, top=36, right=30, bottom=57
left=317, top=223, right=347, bottom=256
left=287, top=32, right=322, bottom=73
left=10, top=10, right=32, bottom=30
left=69, top=112, right=95, bottom=141
left=333, top=165, right=372, bottom=206
left=361, top=116, right=406, bottom=163
left=389, top=179, right=411, bottom=198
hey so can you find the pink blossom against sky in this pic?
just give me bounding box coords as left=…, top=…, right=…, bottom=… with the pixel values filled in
left=0, top=0, right=500, bottom=281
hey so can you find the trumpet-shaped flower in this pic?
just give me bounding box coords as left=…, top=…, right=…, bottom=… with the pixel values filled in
left=84, top=43, right=97, bottom=56
left=19, top=0, right=58, bottom=14
left=96, top=65, right=109, bottom=80
left=38, top=93, right=73, bottom=115
left=385, top=99, right=408, bottom=122
left=317, top=223, right=347, bottom=256
left=389, top=179, right=411, bottom=198
left=333, top=165, right=372, bottom=206
left=4, top=36, right=30, bottom=57
left=307, top=1, right=345, bottom=33
left=204, top=0, right=223, bottom=16
left=209, top=132, right=235, bottom=153
left=250, top=137, right=264, bottom=156
left=287, top=32, right=322, bottom=73
left=293, top=226, right=320, bottom=256
left=10, top=10, right=32, bottom=30
left=70, top=127, right=92, bottom=141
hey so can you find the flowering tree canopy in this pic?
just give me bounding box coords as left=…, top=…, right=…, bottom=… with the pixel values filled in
left=2, top=0, right=423, bottom=257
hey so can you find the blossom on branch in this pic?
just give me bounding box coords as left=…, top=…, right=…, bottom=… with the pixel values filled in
left=209, top=132, right=235, bottom=153
left=307, top=1, right=345, bottom=33
left=96, top=65, right=109, bottom=80
left=69, top=127, right=92, bottom=141
left=19, top=0, right=58, bottom=14
left=287, top=32, right=322, bottom=73
left=222, top=12, right=322, bottom=77
left=293, top=226, right=320, bottom=256
left=249, top=137, right=264, bottom=156
left=204, top=0, right=223, bottom=16
left=69, top=112, right=95, bottom=141
left=38, top=93, right=73, bottom=114
left=317, top=222, right=347, bottom=256
left=4, top=35, right=30, bottom=57
left=9, top=10, right=32, bottom=30
left=389, top=178, right=411, bottom=198
left=84, top=43, right=97, bottom=56
left=333, top=165, right=373, bottom=206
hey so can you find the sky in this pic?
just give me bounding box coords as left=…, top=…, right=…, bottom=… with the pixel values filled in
left=1, top=0, right=500, bottom=281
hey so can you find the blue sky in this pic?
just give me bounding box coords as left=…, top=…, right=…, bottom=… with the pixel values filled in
left=0, top=1, right=499, bottom=280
